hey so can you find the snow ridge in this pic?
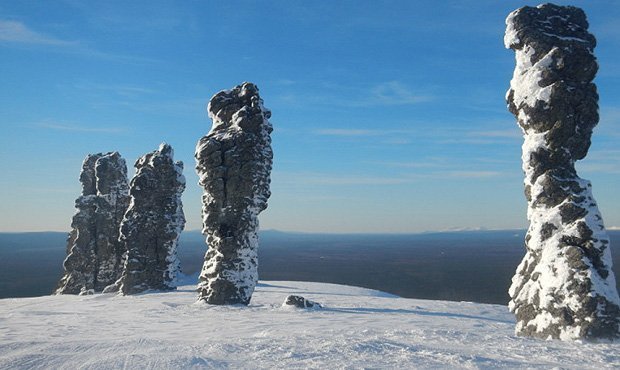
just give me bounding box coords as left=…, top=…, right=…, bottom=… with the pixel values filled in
left=505, top=4, right=620, bottom=340
left=195, top=82, right=273, bottom=305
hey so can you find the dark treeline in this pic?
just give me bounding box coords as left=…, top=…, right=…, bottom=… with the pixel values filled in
left=1, top=230, right=619, bottom=304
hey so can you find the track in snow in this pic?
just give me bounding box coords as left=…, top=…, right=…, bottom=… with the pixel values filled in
left=0, top=280, right=618, bottom=369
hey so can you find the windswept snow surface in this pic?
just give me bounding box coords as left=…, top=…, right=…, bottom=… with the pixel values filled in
left=1, top=280, right=618, bottom=369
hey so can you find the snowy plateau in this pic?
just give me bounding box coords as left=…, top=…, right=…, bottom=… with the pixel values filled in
left=1, top=278, right=618, bottom=369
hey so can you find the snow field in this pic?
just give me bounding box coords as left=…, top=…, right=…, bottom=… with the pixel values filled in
left=1, top=280, right=618, bottom=369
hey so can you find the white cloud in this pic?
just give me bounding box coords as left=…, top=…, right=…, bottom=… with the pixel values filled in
left=274, top=168, right=507, bottom=187
left=578, top=149, right=620, bottom=174
left=274, top=80, right=433, bottom=108
left=370, top=81, right=433, bottom=105
left=313, top=128, right=418, bottom=138
left=0, top=20, right=74, bottom=46
left=275, top=171, right=413, bottom=186
left=36, top=122, right=125, bottom=134
left=314, top=129, right=377, bottom=137
left=73, top=82, right=158, bottom=97
left=471, top=129, right=521, bottom=139
left=372, top=160, right=447, bottom=169
left=446, top=171, right=502, bottom=178
left=0, top=20, right=156, bottom=65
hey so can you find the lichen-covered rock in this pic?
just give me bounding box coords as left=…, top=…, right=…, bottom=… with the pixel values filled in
left=283, top=295, right=322, bottom=309
left=195, top=82, right=273, bottom=305
left=505, top=4, right=620, bottom=341
left=108, top=143, right=186, bottom=295
left=55, top=152, right=129, bottom=295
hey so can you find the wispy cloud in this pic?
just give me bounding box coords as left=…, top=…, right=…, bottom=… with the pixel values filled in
left=314, top=129, right=377, bottom=137
left=72, top=82, right=158, bottom=98
left=0, top=19, right=157, bottom=65
left=36, top=122, right=126, bottom=134
left=275, top=171, right=413, bottom=186
left=273, top=79, right=297, bottom=86
left=370, top=81, right=433, bottom=105
left=274, top=80, right=433, bottom=108
left=0, top=20, right=75, bottom=46
left=372, top=160, right=448, bottom=169
left=314, top=128, right=417, bottom=137
left=576, top=149, right=620, bottom=174
left=275, top=168, right=508, bottom=187
left=599, top=106, right=620, bottom=136
left=314, top=124, right=520, bottom=147
left=445, top=171, right=502, bottom=178
left=471, top=129, right=521, bottom=139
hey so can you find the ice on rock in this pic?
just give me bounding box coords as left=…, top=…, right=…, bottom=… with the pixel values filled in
left=195, top=82, right=273, bottom=305
left=55, top=152, right=130, bottom=295
left=108, top=143, right=186, bottom=295
left=505, top=4, right=620, bottom=340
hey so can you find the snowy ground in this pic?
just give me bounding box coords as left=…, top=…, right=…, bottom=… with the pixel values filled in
left=1, top=279, right=618, bottom=369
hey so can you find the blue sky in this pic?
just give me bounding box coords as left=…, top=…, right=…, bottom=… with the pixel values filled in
left=1, top=0, right=619, bottom=233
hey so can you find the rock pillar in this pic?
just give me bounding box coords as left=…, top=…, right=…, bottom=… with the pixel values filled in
left=505, top=4, right=620, bottom=340
left=195, top=82, right=273, bottom=304
left=56, top=152, right=129, bottom=295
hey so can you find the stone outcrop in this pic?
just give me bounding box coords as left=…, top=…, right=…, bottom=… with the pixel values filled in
left=55, top=152, right=129, bottom=295
left=107, top=143, right=186, bottom=295
left=195, top=82, right=273, bottom=305
left=283, top=295, right=322, bottom=309
left=505, top=4, right=620, bottom=340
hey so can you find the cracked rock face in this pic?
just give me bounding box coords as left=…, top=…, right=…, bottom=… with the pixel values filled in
left=55, top=152, right=129, bottom=295
left=195, top=82, right=273, bottom=305
left=109, top=143, right=186, bottom=295
left=505, top=4, right=620, bottom=340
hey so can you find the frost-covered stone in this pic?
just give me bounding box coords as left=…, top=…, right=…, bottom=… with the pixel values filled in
left=55, top=152, right=129, bottom=295
left=283, top=295, right=322, bottom=309
left=108, top=143, right=186, bottom=295
left=195, top=82, right=273, bottom=305
left=505, top=4, right=620, bottom=341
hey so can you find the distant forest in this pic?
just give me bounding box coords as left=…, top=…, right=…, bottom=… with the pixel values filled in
left=1, top=230, right=619, bottom=305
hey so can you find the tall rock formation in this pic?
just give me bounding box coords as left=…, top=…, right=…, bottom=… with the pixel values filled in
left=55, top=152, right=129, bottom=295
left=505, top=4, right=620, bottom=340
left=195, top=82, right=273, bottom=305
left=109, top=143, right=186, bottom=295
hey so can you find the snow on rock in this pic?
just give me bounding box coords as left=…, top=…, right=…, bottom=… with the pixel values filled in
left=283, top=295, right=322, bottom=309
left=108, top=143, right=186, bottom=295
left=505, top=4, right=620, bottom=341
left=55, top=152, right=130, bottom=295
left=1, top=280, right=619, bottom=369
left=195, top=82, right=273, bottom=305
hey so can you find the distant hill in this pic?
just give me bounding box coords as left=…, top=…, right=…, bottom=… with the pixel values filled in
left=1, top=230, right=619, bottom=304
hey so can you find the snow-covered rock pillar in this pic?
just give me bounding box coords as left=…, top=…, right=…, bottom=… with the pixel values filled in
left=55, top=152, right=129, bottom=295
left=195, top=82, right=273, bottom=305
left=505, top=4, right=620, bottom=340
left=109, top=143, right=186, bottom=295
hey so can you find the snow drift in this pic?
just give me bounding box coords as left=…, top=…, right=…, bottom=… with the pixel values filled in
left=1, top=280, right=618, bottom=369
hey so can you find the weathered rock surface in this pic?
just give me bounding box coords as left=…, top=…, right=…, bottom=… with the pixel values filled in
left=55, top=152, right=129, bottom=295
left=195, top=82, right=273, bottom=305
left=108, top=143, right=186, bottom=295
left=283, top=295, right=322, bottom=309
left=505, top=4, right=620, bottom=340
